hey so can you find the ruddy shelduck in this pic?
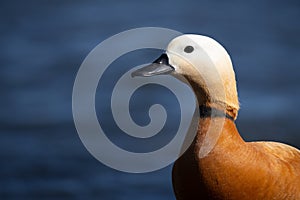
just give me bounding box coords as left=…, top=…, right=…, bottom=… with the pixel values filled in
left=132, top=34, right=300, bottom=200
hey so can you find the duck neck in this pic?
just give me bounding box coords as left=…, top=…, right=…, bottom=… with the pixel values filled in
left=185, top=76, right=239, bottom=120
left=199, top=105, right=235, bottom=121
left=191, top=117, right=248, bottom=199
left=194, top=111, right=245, bottom=159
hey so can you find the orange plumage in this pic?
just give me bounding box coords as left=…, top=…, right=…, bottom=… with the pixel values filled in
left=172, top=117, right=300, bottom=199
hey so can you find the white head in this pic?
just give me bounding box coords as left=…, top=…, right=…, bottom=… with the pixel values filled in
left=132, top=34, right=239, bottom=119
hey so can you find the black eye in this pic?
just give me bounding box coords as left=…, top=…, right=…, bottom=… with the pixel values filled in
left=184, top=45, right=194, bottom=53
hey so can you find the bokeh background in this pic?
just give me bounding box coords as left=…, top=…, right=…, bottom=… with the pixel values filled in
left=1, top=0, right=300, bottom=199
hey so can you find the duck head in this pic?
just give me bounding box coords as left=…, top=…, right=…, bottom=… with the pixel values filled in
left=132, top=34, right=239, bottom=119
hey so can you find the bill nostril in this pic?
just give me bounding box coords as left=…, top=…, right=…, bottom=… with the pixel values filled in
left=153, top=53, right=169, bottom=65
left=131, top=53, right=174, bottom=78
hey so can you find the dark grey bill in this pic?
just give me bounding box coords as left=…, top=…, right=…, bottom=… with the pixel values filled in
left=131, top=53, right=174, bottom=77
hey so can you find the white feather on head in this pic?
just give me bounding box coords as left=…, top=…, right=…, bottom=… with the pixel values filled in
left=166, top=34, right=239, bottom=119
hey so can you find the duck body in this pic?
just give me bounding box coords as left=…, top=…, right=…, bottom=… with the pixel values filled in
left=172, top=117, right=300, bottom=200
left=132, top=34, right=300, bottom=200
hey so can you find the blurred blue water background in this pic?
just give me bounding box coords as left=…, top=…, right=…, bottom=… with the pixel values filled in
left=1, top=0, right=300, bottom=199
